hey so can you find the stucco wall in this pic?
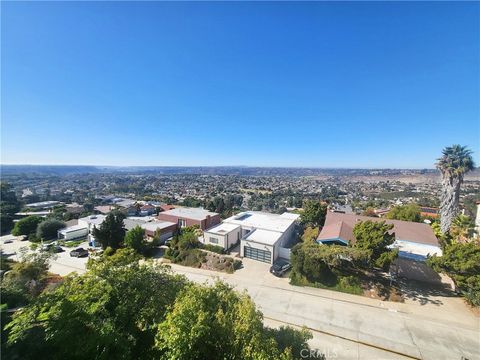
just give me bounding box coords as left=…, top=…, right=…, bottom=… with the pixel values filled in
left=240, top=240, right=274, bottom=263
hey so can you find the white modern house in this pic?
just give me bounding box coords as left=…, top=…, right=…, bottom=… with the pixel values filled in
left=78, top=214, right=107, bottom=243
left=202, top=222, right=242, bottom=249
left=56, top=214, right=106, bottom=243
left=57, top=224, right=89, bottom=241
left=203, top=211, right=300, bottom=264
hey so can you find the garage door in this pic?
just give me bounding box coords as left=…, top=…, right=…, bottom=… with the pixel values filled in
left=244, top=246, right=271, bottom=263
left=160, top=231, right=173, bottom=242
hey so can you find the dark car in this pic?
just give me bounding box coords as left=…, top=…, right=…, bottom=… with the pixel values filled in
left=41, top=243, right=64, bottom=253
left=270, top=258, right=291, bottom=277
left=70, top=247, right=89, bottom=258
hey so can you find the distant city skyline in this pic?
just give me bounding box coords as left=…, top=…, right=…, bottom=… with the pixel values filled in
left=2, top=2, right=479, bottom=168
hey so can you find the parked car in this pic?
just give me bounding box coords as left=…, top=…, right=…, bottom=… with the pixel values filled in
left=269, top=258, right=291, bottom=277
left=41, top=243, right=64, bottom=253
left=70, top=247, right=89, bottom=258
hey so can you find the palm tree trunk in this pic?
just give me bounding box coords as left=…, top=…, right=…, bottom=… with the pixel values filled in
left=439, top=174, right=462, bottom=234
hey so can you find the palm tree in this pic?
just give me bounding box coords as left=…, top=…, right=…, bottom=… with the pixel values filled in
left=436, top=145, right=475, bottom=234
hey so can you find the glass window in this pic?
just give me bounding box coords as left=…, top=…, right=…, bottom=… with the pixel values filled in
left=209, top=237, right=218, bottom=244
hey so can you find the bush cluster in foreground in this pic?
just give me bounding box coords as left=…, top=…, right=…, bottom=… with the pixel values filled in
left=3, top=249, right=314, bottom=360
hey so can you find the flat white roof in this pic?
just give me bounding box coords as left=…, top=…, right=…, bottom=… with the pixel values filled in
left=223, top=211, right=298, bottom=233
left=26, top=201, right=61, bottom=208
left=141, top=221, right=176, bottom=232
left=161, top=207, right=218, bottom=221
left=127, top=216, right=157, bottom=222
left=79, top=214, right=106, bottom=226
left=243, top=228, right=283, bottom=246
left=204, top=222, right=240, bottom=235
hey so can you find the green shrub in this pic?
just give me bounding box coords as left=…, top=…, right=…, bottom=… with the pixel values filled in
left=57, top=240, right=84, bottom=248
left=103, top=247, right=115, bottom=256
left=178, top=249, right=205, bottom=267
left=1, top=255, right=14, bottom=271
left=428, top=242, right=480, bottom=306
left=337, top=276, right=363, bottom=295
left=202, top=244, right=225, bottom=254
left=233, top=259, right=242, bottom=270
left=28, top=233, right=40, bottom=243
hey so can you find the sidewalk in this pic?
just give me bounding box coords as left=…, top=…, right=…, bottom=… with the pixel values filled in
left=166, top=260, right=478, bottom=331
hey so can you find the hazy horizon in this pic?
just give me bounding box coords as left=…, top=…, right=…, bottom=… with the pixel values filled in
left=0, top=163, right=459, bottom=171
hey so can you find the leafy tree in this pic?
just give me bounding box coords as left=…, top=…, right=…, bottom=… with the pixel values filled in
left=301, top=226, right=319, bottom=242
left=436, top=145, right=475, bottom=234
left=1, top=249, right=54, bottom=308
left=352, top=221, right=398, bottom=271
left=207, top=196, right=226, bottom=214
left=36, top=219, right=66, bottom=241
left=12, top=216, right=44, bottom=237
left=266, top=326, right=314, bottom=360
left=0, top=182, right=21, bottom=234
left=427, top=242, right=480, bottom=306
left=449, top=214, right=476, bottom=243
left=83, top=202, right=94, bottom=213
left=430, top=221, right=444, bottom=241
left=156, top=281, right=312, bottom=360
left=300, top=201, right=327, bottom=227
left=5, top=250, right=312, bottom=360
left=5, top=249, right=188, bottom=360
left=92, top=211, right=126, bottom=250
left=124, top=225, right=146, bottom=253
left=386, top=204, right=422, bottom=222
left=165, top=229, right=202, bottom=262
left=181, top=197, right=203, bottom=208
left=290, top=241, right=369, bottom=286
left=47, top=205, right=67, bottom=221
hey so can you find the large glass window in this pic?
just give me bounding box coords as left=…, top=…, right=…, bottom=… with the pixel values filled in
left=244, top=246, right=271, bottom=263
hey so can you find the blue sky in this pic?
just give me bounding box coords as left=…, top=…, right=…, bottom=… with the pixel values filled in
left=2, top=2, right=479, bottom=168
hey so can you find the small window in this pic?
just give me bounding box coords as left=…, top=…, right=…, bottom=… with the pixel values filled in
left=209, top=237, right=218, bottom=244
left=178, top=219, right=186, bottom=227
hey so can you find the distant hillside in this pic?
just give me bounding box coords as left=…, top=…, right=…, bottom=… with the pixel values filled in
left=0, top=165, right=103, bottom=176
left=1, top=164, right=443, bottom=177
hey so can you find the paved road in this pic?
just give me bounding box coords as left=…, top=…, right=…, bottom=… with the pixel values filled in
left=1, top=235, right=88, bottom=276
left=166, top=260, right=480, bottom=360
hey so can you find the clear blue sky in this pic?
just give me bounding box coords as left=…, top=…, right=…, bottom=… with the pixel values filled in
left=2, top=1, right=479, bottom=168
